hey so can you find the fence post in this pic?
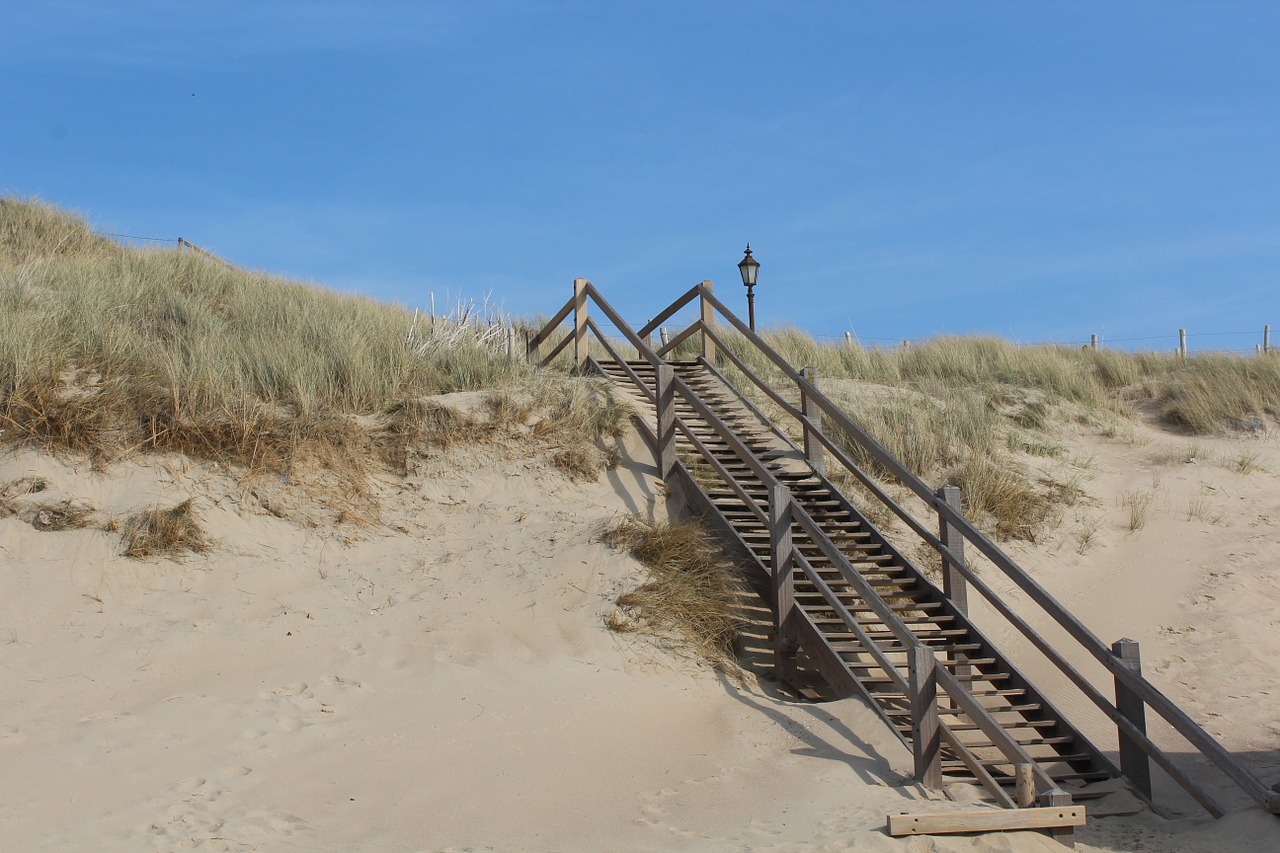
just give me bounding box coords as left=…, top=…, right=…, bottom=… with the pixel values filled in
left=655, top=364, right=676, bottom=484
left=936, top=485, right=968, bottom=616
left=573, top=278, right=589, bottom=367
left=526, top=329, right=539, bottom=365
left=1265, top=324, right=1271, bottom=355
left=909, top=644, right=943, bottom=791
left=844, top=331, right=852, bottom=346
left=769, top=484, right=798, bottom=687
left=506, top=325, right=516, bottom=359
left=1112, top=638, right=1153, bottom=802
left=800, top=367, right=824, bottom=477
left=1090, top=334, right=1098, bottom=350
left=700, top=280, right=716, bottom=362
left=1178, top=328, right=1187, bottom=359
left=660, top=327, right=670, bottom=348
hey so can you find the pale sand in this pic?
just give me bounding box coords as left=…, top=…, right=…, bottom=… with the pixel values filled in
left=1, top=409, right=1278, bottom=852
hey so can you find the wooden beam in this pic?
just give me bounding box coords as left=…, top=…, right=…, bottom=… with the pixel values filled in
left=800, top=366, right=824, bottom=476
left=573, top=278, right=589, bottom=367
left=699, top=280, right=716, bottom=362
left=887, top=806, right=1086, bottom=837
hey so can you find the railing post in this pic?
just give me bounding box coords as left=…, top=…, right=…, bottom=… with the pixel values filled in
left=769, top=484, right=798, bottom=687
left=936, top=485, right=968, bottom=616
left=699, top=280, right=716, bottom=362
left=908, top=644, right=943, bottom=791
left=1039, top=788, right=1076, bottom=847
left=655, top=363, right=676, bottom=483
left=800, top=367, right=824, bottom=476
left=573, top=278, right=589, bottom=367
left=1112, top=638, right=1153, bottom=802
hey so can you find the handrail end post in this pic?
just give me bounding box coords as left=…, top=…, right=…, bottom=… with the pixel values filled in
left=908, top=645, right=943, bottom=791
left=1112, top=638, right=1153, bottom=803
left=800, top=366, right=825, bottom=477
left=573, top=278, right=589, bottom=367
left=700, top=280, right=716, bottom=362
left=769, top=484, right=798, bottom=688
left=655, top=363, right=676, bottom=483
left=936, top=484, right=969, bottom=617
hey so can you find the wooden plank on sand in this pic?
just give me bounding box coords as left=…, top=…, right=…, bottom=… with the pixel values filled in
left=887, top=806, right=1086, bottom=837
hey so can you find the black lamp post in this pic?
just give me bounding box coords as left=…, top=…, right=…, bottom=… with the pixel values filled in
left=738, top=243, right=760, bottom=332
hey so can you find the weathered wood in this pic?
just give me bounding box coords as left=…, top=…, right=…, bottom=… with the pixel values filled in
left=1112, top=638, right=1153, bottom=802
left=525, top=329, right=538, bottom=364
left=659, top=327, right=670, bottom=347
left=573, top=278, right=589, bottom=366
left=1016, top=763, right=1036, bottom=808
left=769, top=485, right=798, bottom=686
left=909, top=645, right=943, bottom=790
left=936, top=485, right=968, bottom=616
left=528, top=295, right=575, bottom=354
left=655, top=321, right=702, bottom=358
left=656, top=364, right=676, bottom=483
left=800, top=367, right=824, bottom=476
left=1040, top=788, right=1077, bottom=847
left=637, top=282, right=701, bottom=339
left=887, top=806, right=1086, bottom=838
left=1265, top=324, right=1271, bottom=354
left=1179, top=328, right=1187, bottom=358
left=700, top=280, right=716, bottom=361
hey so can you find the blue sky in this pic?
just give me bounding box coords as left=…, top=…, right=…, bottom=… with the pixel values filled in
left=4, top=1, right=1279, bottom=351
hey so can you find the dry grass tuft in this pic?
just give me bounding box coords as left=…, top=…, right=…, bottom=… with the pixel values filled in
left=121, top=499, right=210, bottom=558
left=24, top=500, right=96, bottom=531
left=552, top=445, right=605, bottom=482
left=602, top=516, right=744, bottom=673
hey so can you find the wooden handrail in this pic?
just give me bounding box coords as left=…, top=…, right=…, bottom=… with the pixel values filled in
left=691, top=280, right=1276, bottom=815
left=637, top=283, right=701, bottom=339
left=531, top=279, right=1278, bottom=816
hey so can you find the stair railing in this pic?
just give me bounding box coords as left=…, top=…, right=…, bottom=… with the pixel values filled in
left=529, top=280, right=1080, bottom=809
left=530, top=278, right=1280, bottom=818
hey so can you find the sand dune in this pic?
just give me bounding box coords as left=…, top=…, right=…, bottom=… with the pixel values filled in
left=2, top=411, right=1278, bottom=851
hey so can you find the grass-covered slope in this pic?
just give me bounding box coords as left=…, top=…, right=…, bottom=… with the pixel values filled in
left=0, top=198, right=622, bottom=485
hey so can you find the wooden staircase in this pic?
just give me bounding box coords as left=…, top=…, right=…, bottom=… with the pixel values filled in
left=597, top=358, right=1118, bottom=804
left=527, top=277, right=1280, bottom=828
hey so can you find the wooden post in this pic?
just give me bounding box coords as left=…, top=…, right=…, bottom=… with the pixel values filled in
left=937, top=484, right=970, bottom=695
left=800, top=367, right=824, bottom=477
left=1039, top=788, right=1076, bottom=847
left=525, top=329, right=539, bottom=365
left=909, top=645, right=943, bottom=791
left=1090, top=334, right=1097, bottom=350
left=573, top=278, right=589, bottom=367
left=655, top=364, right=676, bottom=484
left=660, top=327, right=670, bottom=348
left=1178, top=328, right=1187, bottom=359
left=936, top=486, right=968, bottom=616
left=844, top=331, right=852, bottom=346
left=700, top=280, right=716, bottom=361
left=769, top=484, right=798, bottom=687
left=1016, top=763, right=1036, bottom=808
left=506, top=325, right=516, bottom=359
left=1112, top=638, right=1153, bottom=802
left=1265, top=324, right=1271, bottom=354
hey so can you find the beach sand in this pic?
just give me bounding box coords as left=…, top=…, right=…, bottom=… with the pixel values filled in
left=2, top=410, right=1278, bottom=852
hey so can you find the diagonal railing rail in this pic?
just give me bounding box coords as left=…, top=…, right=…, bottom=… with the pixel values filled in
left=531, top=278, right=1280, bottom=820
